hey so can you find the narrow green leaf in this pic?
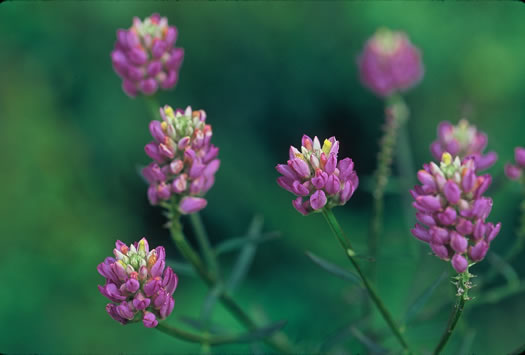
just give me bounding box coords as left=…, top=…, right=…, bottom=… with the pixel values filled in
left=214, top=231, right=281, bottom=255
left=233, top=320, right=287, bottom=343
left=178, top=316, right=225, bottom=334
left=319, top=316, right=371, bottom=352
left=350, top=327, right=388, bottom=354
left=226, top=215, right=264, bottom=292
left=404, top=271, right=447, bottom=324
left=166, top=259, right=197, bottom=277
left=200, top=283, right=224, bottom=324
left=157, top=320, right=287, bottom=346
left=305, top=251, right=362, bottom=286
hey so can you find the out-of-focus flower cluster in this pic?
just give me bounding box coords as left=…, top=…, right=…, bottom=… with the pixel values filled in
left=276, top=135, right=359, bottom=215
left=430, top=120, right=497, bottom=171
left=505, top=147, right=525, bottom=180
left=411, top=153, right=501, bottom=273
left=97, top=238, right=178, bottom=328
left=143, top=106, right=220, bottom=214
left=358, top=28, right=423, bottom=97
left=111, top=13, right=184, bottom=97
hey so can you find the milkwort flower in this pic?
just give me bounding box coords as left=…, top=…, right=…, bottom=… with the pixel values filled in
left=504, top=147, right=525, bottom=180
left=111, top=13, right=184, bottom=97
left=97, top=238, right=178, bottom=327
left=143, top=106, right=220, bottom=214
left=275, top=135, right=358, bottom=215
left=358, top=28, right=423, bottom=97
left=430, top=119, right=497, bottom=171
left=411, top=153, right=501, bottom=273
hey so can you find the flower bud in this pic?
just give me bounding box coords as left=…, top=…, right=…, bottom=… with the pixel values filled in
left=97, top=238, right=177, bottom=327
left=276, top=135, right=359, bottom=215
left=111, top=14, right=184, bottom=97
left=358, top=28, right=423, bottom=97
left=411, top=153, right=500, bottom=272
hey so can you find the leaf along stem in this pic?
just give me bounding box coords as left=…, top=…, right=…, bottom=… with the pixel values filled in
left=190, top=212, right=221, bottom=278
left=322, top=208, right=412, bottom=353
left=167, top=205, right=295, bottom=354
left=432, top=296, right=466, bottom=354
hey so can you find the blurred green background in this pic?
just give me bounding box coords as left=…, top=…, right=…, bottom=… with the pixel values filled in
left=1, top=2, right=525, bottom=354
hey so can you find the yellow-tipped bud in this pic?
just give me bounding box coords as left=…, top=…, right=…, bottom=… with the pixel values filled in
left=322, top=139, right=332, bottom=155
left=164, top=105, right=174, bottom=118
left=441, top=152, right=452, bottom=165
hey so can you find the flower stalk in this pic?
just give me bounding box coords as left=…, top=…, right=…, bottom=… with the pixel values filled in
left=166, top=201, right=295, bottom=354
left=190, top=212, right=221, bottom=278
left=370, top=95, right=409, bottom=268
left=433, top=268, right=473, bottom=354
left=322, top=208, right=412, bottom=353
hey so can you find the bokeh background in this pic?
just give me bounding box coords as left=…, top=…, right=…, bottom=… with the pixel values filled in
left=1, top=2, right=525, bottom=354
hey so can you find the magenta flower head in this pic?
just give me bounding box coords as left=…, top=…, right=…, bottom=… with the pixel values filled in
left=430, top=119, right=498, bottom=171
left=111, top=13, right=184, bottom=97
left=504, top=147, right=525, bottom=181
left=97, top=238, right=178, bottom=328
left=358, top=28, right=424, bottom=97
left=411, top=152, right=501, bottom=273
left=143, top=106, right=220, bottom=214
left=275, top=135, right=359, bottom=215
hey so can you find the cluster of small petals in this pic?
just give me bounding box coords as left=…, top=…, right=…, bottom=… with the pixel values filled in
left=276, top=135, right=359, bottom=215
left=411, top=153, right=501, bottom=273
left=143, top=105, right=220, bottom=214
left=430, top=119, right=497, bottom=171
left=504, top=147, right=525, bottom=180
left=97, top=238, right=178, bottom=328
left=358, top=28, right=424, bottom=97
left=111, top=13, right=184, bottom=97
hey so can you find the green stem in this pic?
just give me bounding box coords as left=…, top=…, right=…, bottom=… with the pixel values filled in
left=432, top=297, right=466, bottom=354
left=369, top=95, right=410, bottom=271
left=190, top=213, right=221, bottom=278
left=156, top=322, right=264, bottom=346
left=322, top=208, right=412, bottom=353
left=433, top=269, right=472, bottom=354
left=167, top=207, right=295, bottom=354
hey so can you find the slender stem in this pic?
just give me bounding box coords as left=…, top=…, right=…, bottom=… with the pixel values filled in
left=369, top=95, right=409, bottom=272
left=156, top=322, right=263, bottom=346
left=169, top=212, right=214, bottom=286
left=167, top=207, right=295, bottom=354
left=190, top=212, right=221, bottom=278
left=433, top=268, right=472, bottom=355
left=322, top=208, right=412, bottom=353
left=432, top=297, right=466, bottom=354
left=396, top=119, right=416, bottom=229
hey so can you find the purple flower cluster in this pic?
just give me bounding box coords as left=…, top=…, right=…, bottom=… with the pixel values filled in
left=505, top=147, right=525, bottom=180
left=411, top=153, right=501, bottom=273
left=97, top=238, right=178, bottom=328
left=276, top=135, right=359, bottom=215
left=111, top=13, right=184, bottom=97
left=143, top=106, right=220, bottom=214
left=358, top=28, right=424, bottom=97
left=430, top=120, right=497, bottom=171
